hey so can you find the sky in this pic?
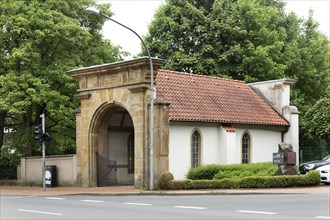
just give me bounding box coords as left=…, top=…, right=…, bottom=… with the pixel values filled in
left=97, top=0, right=330, bottom=59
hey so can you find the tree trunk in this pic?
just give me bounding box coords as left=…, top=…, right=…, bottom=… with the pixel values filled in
left=25, top=106, right=33, bottom=156
left=0, top=111, right=6, bottom=148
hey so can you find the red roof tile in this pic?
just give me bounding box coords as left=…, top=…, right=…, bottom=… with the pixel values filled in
left=156, top=70, right=289, bottom=126
left=222, top=124, right=236, bottom=132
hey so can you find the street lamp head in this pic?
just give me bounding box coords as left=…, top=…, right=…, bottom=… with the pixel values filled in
left=86, top=7, right=101, bottom=15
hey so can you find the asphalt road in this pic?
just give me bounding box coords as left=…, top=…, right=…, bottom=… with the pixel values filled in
left=1, top=194, right=329, bottom=219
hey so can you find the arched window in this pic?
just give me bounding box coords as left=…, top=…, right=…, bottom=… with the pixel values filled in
left=191, top=130, right=201, bottom=168
left=127, top=133, right=134, bottom=173
left=242, top=132, right=250, bottom=164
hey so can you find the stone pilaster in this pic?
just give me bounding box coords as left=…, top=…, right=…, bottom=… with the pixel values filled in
left=153, top=98, right=170, bottom=186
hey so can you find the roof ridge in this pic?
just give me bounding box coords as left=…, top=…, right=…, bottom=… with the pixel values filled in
left=157, top=69, right=244, bottom=84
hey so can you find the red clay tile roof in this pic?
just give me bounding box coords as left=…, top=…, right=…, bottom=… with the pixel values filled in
left=222, top=124, right=236, bottom=132
left=156, top=70, right=289, bottom=126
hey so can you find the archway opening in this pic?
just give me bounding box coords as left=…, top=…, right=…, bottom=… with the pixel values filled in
left=96, top=106, right=135, bottom=186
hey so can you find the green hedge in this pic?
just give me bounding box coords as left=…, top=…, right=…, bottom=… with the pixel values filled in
left=187, top=164, right=221, bottom=180
left=187, top=162, right=277, bottom=180
left=240, top=170, right=320, bottom=188
left=161, top=171, right=320, bottom=190
left=169, top=179, right=241, bottom=190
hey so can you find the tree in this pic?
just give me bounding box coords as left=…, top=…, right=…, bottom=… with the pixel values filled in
left=144, top=0, right=290, bottom=79
left=301, top=97, right=330, bottom=161
left=0, top=0, right=124, bottom=156
left=143, top=0, right=330, bottom=159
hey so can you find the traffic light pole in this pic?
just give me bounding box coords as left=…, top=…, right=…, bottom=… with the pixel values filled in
left=41, top=112, right=46, bottom=191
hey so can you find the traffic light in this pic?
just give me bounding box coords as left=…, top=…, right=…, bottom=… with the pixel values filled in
left=42, top=132, right=51, bottom=142
left=34, top=124, right=43, bottom=141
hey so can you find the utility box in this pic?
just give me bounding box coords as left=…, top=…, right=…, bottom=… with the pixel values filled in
left=45, top=165, right=57, bottom=187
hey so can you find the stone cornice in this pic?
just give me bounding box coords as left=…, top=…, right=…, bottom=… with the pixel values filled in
left=128, top=85, right=148, bottom=93
left=76, top=93, right=91, bottom=100
left=67, top=57, right=165, bottom=78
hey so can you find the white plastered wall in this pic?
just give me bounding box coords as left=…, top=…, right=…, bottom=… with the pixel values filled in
left=234, top=128, right=282, bottom=163
left=169, top=123, right=224, bottom=180
left=169, top=123, right=283, bottom=180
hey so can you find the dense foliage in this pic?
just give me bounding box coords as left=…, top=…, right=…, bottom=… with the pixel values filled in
left=0, top=0, right=124, bottom=160
left=160, top=170, right=320, bottom=190
left=144, top=0, right=330, bottom=161
left=0, top=146, right=20, bottom=179
left=302, top=97, right=330, bottom=160
left=187, top=162, right=277, bottom=180
left=158, top=171, right=174, bottom=189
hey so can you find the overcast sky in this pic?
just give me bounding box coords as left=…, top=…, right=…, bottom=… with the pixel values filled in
left=97, top=0, right=330, bottom=59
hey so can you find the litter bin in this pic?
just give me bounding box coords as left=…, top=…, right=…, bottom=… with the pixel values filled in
left=45, top=165, right=57, bottom=187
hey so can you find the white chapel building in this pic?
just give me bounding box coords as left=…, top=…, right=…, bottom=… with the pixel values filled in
left=66, top=57, right=299, bottom=187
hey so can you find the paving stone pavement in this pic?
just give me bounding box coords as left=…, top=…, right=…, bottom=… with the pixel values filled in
left=1, top=185, right=329, bottom=196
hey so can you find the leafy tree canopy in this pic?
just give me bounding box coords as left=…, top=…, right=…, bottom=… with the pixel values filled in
left=0, top=0, right=124, bottom=156
left=143, top=0, right=330, bottom=159
left=144, top=0, right=329, bottom=102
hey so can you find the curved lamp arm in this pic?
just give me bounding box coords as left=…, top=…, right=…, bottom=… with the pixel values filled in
left=86, top=7, right=155, bottom=190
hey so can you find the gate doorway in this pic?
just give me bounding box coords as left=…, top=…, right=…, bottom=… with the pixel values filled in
left=97, top=106, right=134, bottom=186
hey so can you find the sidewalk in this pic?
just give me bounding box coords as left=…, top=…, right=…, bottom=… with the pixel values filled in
left=1, top=185, right=329, bottom=196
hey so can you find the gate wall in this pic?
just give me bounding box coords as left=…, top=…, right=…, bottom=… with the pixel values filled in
left=18, top=154, right=77, bottom=186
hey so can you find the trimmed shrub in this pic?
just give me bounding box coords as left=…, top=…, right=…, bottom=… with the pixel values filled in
left=240, top=170, right=320, bottom=188
left=166, top=170, right=320, bottom=190
left=158, top=171, right=174, bottom=189
left=300, top=170, right=321, bottom=186
left=209, top=179, right=241, bottom=189
left=187, top=164, right=221, bottom=180
left=187, top=162, right=277, bottom=180
left=170, top=179, right=241, bottom=190
left=214, top=170, right=254, bottom=179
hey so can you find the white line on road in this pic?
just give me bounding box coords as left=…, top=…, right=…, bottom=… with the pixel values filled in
left=174, top=206, right=208, bottom=210
left=81, top=199, right=105, bottom=203
left=18, top=209, right=62, bottom=216
left=124, top=202, right=152, bottom=206
left=315, top=216, right=330, bottom=219
left=45, top=197, right=66, bottom=200
left=1, top=196, right=35, bottom=200
left=236, top=210, right=277, bottom=215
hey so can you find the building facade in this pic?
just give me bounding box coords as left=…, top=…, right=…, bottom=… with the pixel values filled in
left=68, top=57, right=299, bottom=187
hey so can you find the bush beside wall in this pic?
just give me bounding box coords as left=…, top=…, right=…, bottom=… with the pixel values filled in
left=161, top=171, right=320, bottom=190
left=187, top=162, right=278, bottom=180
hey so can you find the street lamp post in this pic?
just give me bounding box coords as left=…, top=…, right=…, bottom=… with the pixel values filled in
left=86, top=7, right=155, bottom=190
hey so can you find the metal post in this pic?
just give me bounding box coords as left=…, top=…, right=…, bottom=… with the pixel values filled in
left=41, top=112, right=46, bottom=191
left=86, top=7, right=155, bottom=190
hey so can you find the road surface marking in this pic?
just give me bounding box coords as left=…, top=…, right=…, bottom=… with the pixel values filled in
left=174, top=206, right=208, bottom=210
left=124, top=202, right=152, bottom=206
left=81, top=199, right=104, bottom=203
left=18, top=209, right=62, bottom=216
left=45, top=197, right=66, bottom=200
left=236, top=210, right=277, bottom=215
left=0, top=196, right=23, bottom=200
left=1, top=196, right=35, bottom=200
left=315, top=216, right=330, bottom=219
